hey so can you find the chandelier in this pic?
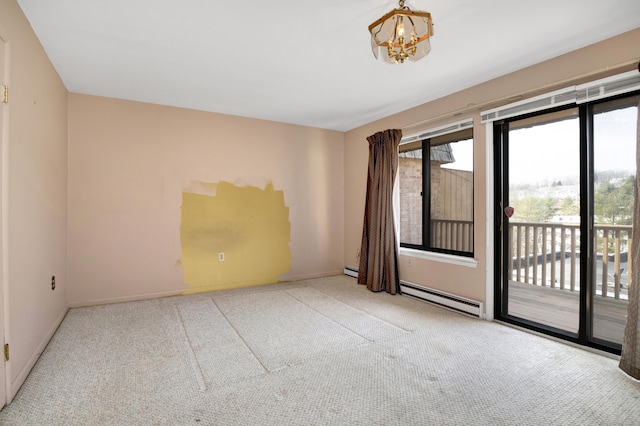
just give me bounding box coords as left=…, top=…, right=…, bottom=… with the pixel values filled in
left=368, top=0, right=434, bottom=64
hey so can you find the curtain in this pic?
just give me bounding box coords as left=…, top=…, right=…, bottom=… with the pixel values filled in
left=620, top=102, right=640, bottom=379
left=357, top=129, right=402, bottom=294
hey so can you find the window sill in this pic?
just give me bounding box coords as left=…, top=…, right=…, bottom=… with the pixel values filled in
left=399, top=247, right=478, bottom=268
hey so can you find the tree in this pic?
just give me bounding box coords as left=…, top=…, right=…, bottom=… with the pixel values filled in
left=558, top=196, right=579, bottom=216
left=511, top=196, right=558, bottom=223
left=594, top=177, right=634, bottom=225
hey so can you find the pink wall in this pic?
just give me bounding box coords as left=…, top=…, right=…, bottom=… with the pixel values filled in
left=344, top=28, right=640, bottom=307
left=0, top=0, right=69, bottom=401
left=67, top=95, right=344, bottom=305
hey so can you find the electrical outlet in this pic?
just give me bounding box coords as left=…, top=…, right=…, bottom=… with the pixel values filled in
left=51, top=275, right=55, bottom=290
left=218, top=253, right=225, bottom=262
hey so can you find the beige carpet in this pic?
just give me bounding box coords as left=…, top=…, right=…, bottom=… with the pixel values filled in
left=1, top=275, right=639, bottom=425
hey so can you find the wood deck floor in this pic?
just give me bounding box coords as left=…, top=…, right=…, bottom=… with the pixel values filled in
left=508, top=280, right=628, bottom=344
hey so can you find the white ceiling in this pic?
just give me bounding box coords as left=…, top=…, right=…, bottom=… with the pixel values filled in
left=16, top=0, right=640, bottom=132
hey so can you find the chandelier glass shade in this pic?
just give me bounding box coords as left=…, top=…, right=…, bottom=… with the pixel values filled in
left=368, top=0, right=434, bottom=64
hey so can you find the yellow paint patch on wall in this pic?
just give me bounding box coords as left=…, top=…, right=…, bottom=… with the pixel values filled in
left=180, top=181, right=291, bottom=294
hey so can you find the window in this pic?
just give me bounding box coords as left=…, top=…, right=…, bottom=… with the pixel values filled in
left=399, top=124, right=474, bottom=256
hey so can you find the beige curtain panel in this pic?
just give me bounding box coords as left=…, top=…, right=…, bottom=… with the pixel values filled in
left=619, top=102, right=640, bottom=380
left=358, top=129, right=402, bottom=294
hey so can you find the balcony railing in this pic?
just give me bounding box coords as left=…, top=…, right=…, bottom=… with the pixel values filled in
left=429, top=219, right=633, bottom=300
left=508, top=221, right=633, bottom=300
left=431, top=219, right=473, bottom=252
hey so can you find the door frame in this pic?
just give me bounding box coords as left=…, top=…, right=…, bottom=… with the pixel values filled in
left=0, top=33, right=9, bottom=409
left=490, top=95, right=639, bottom=355
left=483, top=70, right=640, bottom=338
left=492, top=104, right=588, bottom=344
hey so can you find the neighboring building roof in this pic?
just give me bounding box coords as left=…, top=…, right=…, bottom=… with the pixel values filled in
left=399, top=143, right=455, bottom=164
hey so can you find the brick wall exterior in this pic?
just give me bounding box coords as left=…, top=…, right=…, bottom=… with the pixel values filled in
left=399, top=157, right=423, bottom=244
left=399, top=157, right=473, bottom=245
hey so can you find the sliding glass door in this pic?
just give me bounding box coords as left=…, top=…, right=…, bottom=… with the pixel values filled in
left=591, top=97, right=638, bottom=346
left=495, top=92, right=639, bottom=352
left=499, top=107, right=582, bottom=335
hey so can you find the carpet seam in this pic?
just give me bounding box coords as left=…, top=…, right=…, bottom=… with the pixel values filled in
left=306, top=285, right=414, bottom=333
left=209, top=297, right=270, bottom=373
left=283, top=288, right=377, bottom=343
left=173, top=304, right=208, bottom=392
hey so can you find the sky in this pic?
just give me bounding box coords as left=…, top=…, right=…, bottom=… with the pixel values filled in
left=442, top=138, right=473, bottom=171
left=429, top=104, right=636, bottom=180
left=508, top=106, right=637, bottom=185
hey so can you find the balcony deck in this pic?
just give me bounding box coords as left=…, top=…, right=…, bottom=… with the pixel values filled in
left=426, top=219, right=632, bottom=344
left=508, top=280, right=629, bottom=344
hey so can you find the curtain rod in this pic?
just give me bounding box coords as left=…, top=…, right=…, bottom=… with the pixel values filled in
left=402, top=59, right=640, bottom=133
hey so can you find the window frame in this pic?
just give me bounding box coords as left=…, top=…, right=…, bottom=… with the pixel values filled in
left=398, top=120, right=475, bottom=258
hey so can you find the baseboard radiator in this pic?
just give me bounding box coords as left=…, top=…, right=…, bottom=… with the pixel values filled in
left=343, top=266, right=483, bottom=319
left=400, top=281, right=483, bottom=318
left=344, top=266, right=358, bottom=278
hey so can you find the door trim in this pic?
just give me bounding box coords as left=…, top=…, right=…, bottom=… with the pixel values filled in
left=0, top=33, right=9, bottom=409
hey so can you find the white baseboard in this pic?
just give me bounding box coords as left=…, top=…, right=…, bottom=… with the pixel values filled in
left=280, top=270, right=345, bottom=282
left=68, top=289, right=185, bottom=309
left=9, top=305, right=69, bottom=403
left=69, top=271, right=348, bottom=308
